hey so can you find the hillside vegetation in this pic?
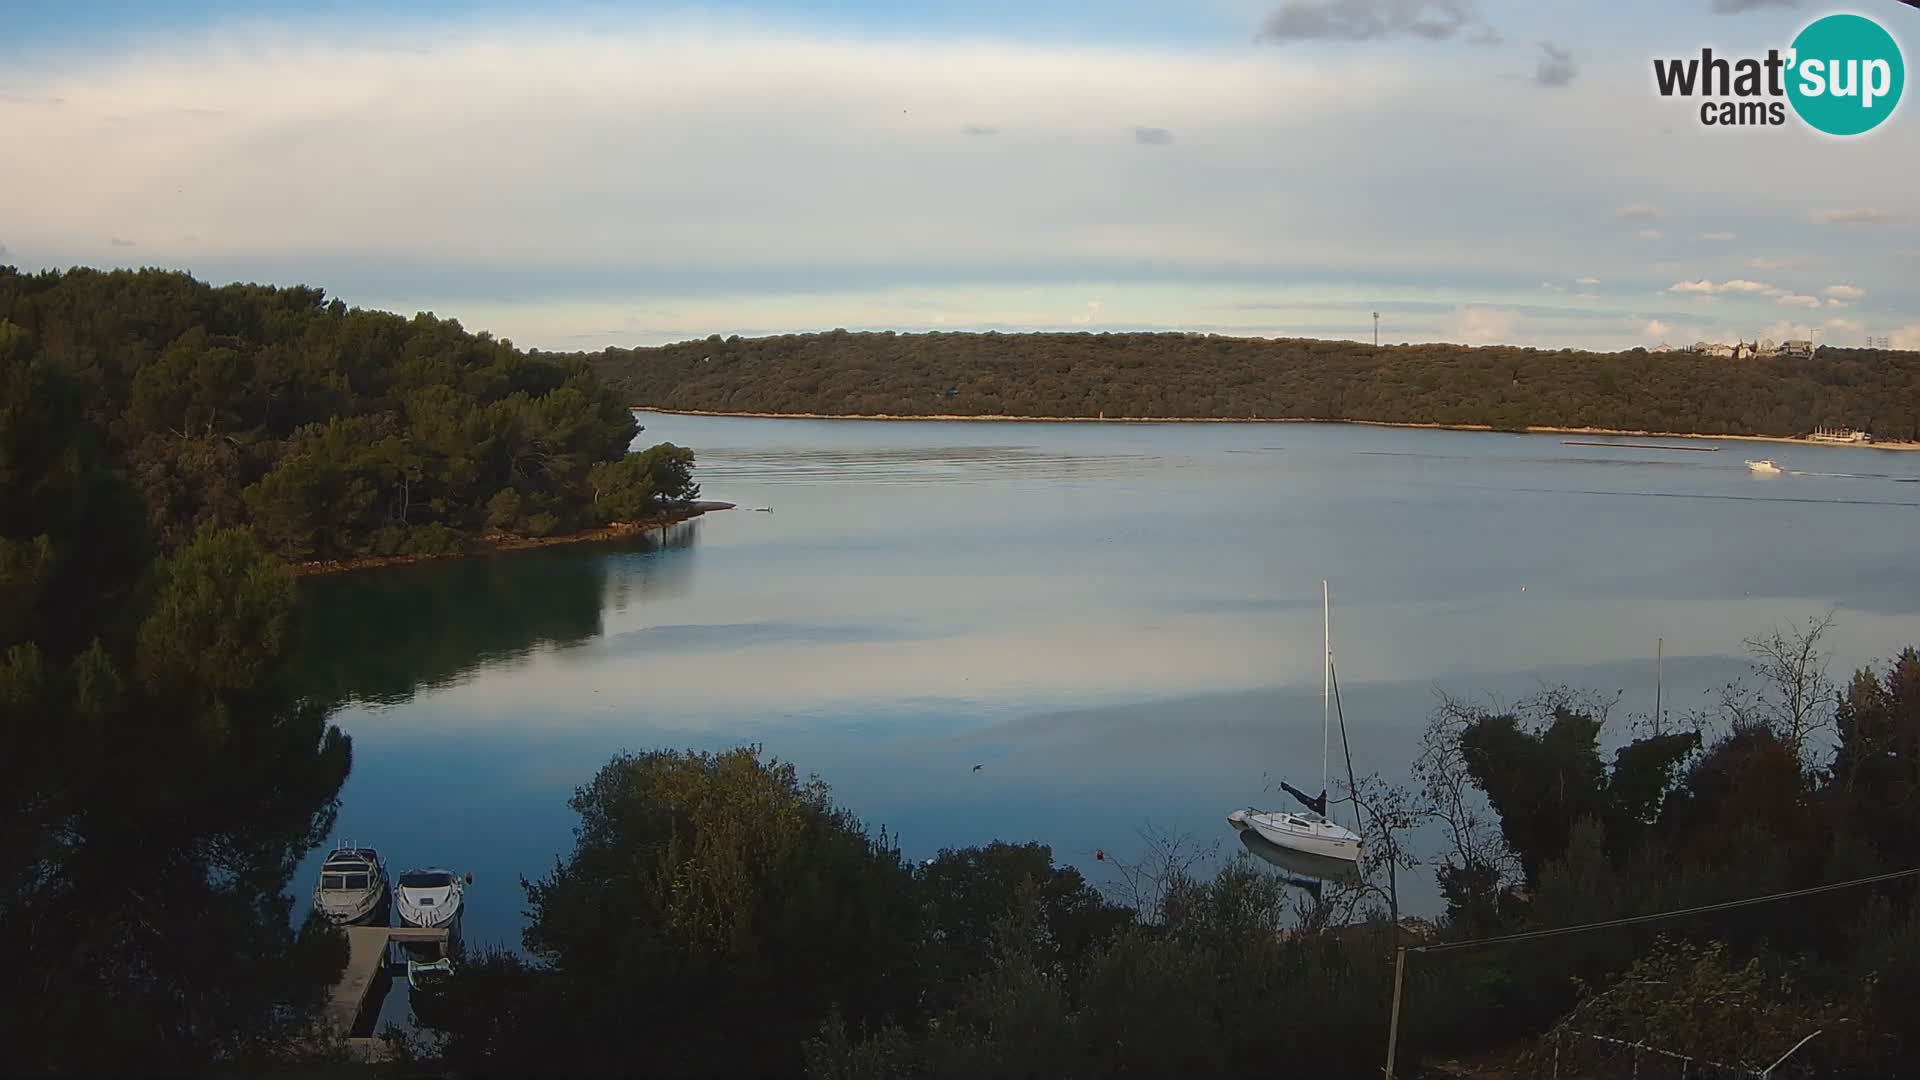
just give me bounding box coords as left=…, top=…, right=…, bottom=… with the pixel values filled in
left=0, top=266, right=696, bottom=564
left=589, top=330, right=1920, bottom=439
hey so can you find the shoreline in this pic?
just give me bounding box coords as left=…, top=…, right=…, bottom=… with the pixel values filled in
left=634, top=408, right=1920, bottom=452
left=289, top=502, right=735, bottom=578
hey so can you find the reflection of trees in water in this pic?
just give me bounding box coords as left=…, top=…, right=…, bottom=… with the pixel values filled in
left=295, top=523, right=700, bottom=708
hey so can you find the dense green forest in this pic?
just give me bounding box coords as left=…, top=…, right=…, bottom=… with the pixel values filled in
left=590, top=330, right=1920, bottom=439
left=0, top=266, right=697, bottom=565
left=393, top=620, right=1920, bottom=1079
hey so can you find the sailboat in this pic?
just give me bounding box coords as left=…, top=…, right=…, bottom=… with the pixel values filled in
left=1227, top=582, right=1364, bottom=864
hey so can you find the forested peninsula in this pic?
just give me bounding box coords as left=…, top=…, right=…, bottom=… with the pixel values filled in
left=589, top=330, right=1920, bottom=441
left=0, top=267, right=700, bottom=570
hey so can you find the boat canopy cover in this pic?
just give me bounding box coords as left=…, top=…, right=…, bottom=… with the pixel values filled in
left=400, top=870, right=455, bottom=888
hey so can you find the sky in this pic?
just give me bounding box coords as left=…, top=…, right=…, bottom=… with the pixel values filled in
left=3, top=0, right=1918, bottom=350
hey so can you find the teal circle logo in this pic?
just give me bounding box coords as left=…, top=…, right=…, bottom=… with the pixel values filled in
left=1787, top=14, right=1904, bottom=136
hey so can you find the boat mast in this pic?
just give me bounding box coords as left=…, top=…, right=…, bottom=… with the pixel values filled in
left=1322, top=580, right=1331, bottom=796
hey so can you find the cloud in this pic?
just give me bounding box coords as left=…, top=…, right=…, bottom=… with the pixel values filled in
left=1644, top=319, right=1673, bottom=339
left=1132, top=126, right=1174, bottom=146
left=1258, top=0, right=1497, bottom=43
left=1447, top=305, right=1518, bottom=344
left=1637, top=228, right=1665, bottom=240
left=1746, top=256, right=1799, bottom=271
left=1711, top=0, right=1798, bottom=12
left=1823, top=317, right=1863, bottom=336
left=1618, top=203, right=1661, bottom=221
left=1069, top=300, right=1105, bottom=325
left=1575, top=276, right=1600, bottom=286
left=1760, top=320, right=1817, bottom=342
left=1812, top=208, right=1900, bottom=225
left=1823, top=284, right=1865, bottom=301
left=1893, top=325, right=1920, bottom=351
left=1533, top=41, right=1576, bottom=87
left=1697, top=231, right=1737, bottom=241
left=960, top=124, right=1000, bottom=136
left=109, top=237, right=135, bottom=247
left=1776, top=292, right=1821, bottom=309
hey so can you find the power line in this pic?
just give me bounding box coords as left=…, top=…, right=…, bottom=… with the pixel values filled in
left=1410, top=865, right=1920, bottom=956
left=1382, top=864, right=1920, bottom=1077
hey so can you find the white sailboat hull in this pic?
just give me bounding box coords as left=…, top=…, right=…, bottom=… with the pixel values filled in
left=1228, top=808, right=1362, bottom=863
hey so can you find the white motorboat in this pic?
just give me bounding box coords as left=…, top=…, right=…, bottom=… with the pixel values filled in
left=312, top=842, right=389, bottom=926
left=1227, top=582, right=1364, bottom=864
left=394, top=867, right=467, bottom=933
left=1746, top=459, right=1781, bottom=474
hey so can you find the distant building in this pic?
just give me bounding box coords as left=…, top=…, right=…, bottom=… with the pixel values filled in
left=1693, top=341, right=1737, bottom=358
left=1780, top=339, right=1817, bottom=358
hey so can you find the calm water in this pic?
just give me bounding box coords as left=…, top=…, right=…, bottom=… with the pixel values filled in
left=296, top=414, right=1920, bottom=957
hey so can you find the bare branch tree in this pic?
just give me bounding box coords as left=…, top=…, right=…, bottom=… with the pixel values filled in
left=1720, top=612, right=1840, bottom=762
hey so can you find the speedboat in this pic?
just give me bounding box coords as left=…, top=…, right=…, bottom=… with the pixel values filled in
left=1228, top=808, right=1363, bottom=862
left=312, top=842, right=389, bottom=926
left=407, top=957, right=455, bottom=991
left=394, top=867, right=467, bottom=932
left=1746, top=459, right=1781, bottom=474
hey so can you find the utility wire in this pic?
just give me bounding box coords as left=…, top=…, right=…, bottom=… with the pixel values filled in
left=1410, top=866, right=1920, bottom=956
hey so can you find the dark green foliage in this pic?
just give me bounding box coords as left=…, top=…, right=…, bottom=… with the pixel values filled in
left=0, top=345, right=352, bottom=1072
left=1832, top=649, right=1920, bottom=864
left=0, top=266, right=694, bottom=562
left=1455, top=701, right=1700, bottom=883
left=429, top=748, right=923, bottom=1078
left=592, top=330, right=1920, bottom=437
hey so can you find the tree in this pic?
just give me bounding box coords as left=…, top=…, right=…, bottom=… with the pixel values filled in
left=1831, top=648, right=1920, bottom=863
left=0, top=358, right=352, bottom=1074
left=431, top=748, right=921, bottom=1078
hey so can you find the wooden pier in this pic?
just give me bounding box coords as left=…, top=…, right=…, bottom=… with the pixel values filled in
left=323, top=925, right=451, bottom=1051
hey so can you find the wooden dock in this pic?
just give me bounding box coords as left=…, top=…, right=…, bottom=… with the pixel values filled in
left=323, top=926, right=451, bottom=1042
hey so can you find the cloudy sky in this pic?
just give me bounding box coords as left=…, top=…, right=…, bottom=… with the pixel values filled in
left=3, top=0, right=1917, bottom=350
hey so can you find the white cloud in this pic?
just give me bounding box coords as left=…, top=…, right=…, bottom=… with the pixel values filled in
left=1575, top=275, right=1600, bottom=286
left=1823, top=317, right=1863, bottom=337
left=1258, top=0, right=1500, bottom=44
left=1760, top=320, right=1818, bottom=342
left=1890, top=325, right=1920, bottom=351
left=1666, top=278, right=1776, bottom=295
left=1825, top=298, right=1849, bottom=309
left=1069, top=299, right=1105, bottom=325
left=1618, top=203, right=1661, bottom=221
left=1447, top=305, right=1519, bottom=345
left=1823, top=284, right=1865, bottom=301
left=1637, top=228, right=1665, bottom=240
left=1645, top=319, right=1673, bottom=338
left=1746, top=256, right=1799, bottom=271
left=1776, top=293, right=1822, bottom=309
left=1812, top=208, right=1901, bottom=225
left=1697, top=231, right=1737, bottom=241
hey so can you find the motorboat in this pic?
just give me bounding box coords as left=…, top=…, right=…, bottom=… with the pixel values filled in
left=312, top=842, right=389, bottom=926
left=407, top=957, right=455, bottom=992
left=394, top=867, right=467, bottom=933
left=1746, top=459, right=1781, bottom=474
left=1226, top=581, right=1364, bottom=864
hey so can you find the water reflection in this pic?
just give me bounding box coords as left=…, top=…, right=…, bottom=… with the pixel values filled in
left=294, top=524, right=699, bottom=708
left=1237, top=829, right=1364, bottom=891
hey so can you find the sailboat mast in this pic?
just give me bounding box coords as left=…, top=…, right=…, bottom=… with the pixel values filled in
left=1321, top=580, right=1331, bottom=794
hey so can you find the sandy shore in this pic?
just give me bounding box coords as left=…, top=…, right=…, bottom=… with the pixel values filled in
left=290, top=502, right=735, bottom=577
left=635, top=408, right=1920, bottom=451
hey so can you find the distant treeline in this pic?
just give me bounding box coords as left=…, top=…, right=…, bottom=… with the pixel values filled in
left=588, top=330, right=1920, bottom=439
left=0, top=266, right=696, bottom=564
